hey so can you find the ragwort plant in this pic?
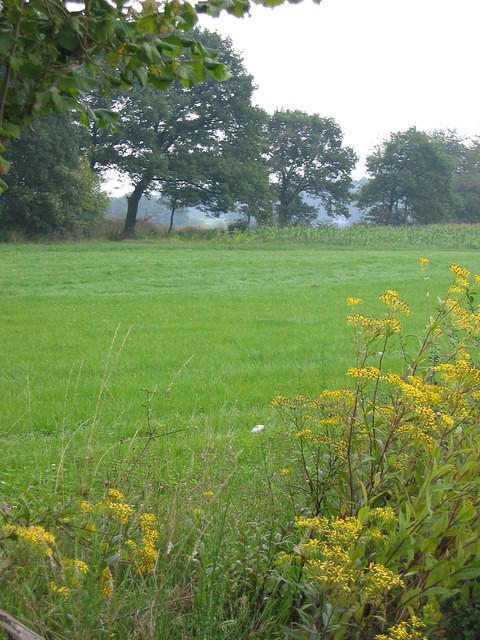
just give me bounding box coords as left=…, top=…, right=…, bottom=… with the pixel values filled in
left=0, top=487, right=163, bottom=636
left=271, top=260, right=480, bottom=639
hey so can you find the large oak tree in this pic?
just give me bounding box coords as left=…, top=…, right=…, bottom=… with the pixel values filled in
left=358, top=128, right=456, bottom=225
left=86, top=31, right=270, bottom=236
left=265, top=110, right=357, bottom=227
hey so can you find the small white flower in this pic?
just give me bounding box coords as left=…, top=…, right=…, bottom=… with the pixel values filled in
left=251, top=424, right=265, bottom=433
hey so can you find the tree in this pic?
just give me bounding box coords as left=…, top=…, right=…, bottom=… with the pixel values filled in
left=86, top=30, right=269, bottom=236
left=432, top=130, right=480, bottom=223
left=358, top=128, right=456, bottom=225
left=0, top=114, right=108, bottom=236
left=265, top=110, right=357, bottom=227
left=0, top=0, right=320, bottom=192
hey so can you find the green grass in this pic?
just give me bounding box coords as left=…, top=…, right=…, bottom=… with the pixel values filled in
left=1, top=238, right=479, bottom=499
left=2, top=233, right=480, bottom=639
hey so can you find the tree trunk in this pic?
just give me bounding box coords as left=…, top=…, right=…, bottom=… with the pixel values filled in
left=122, top=176, right=151, bottom=238
left=167, top=198, right=177, bottom=237
left=277, top=202, right=290, bottom=227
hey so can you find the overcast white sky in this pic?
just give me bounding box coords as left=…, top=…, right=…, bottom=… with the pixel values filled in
left=202, top=0, right=480, bottom=177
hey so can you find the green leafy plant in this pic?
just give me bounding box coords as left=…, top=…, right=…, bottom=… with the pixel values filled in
left=269, top=259, right=480, bottom=638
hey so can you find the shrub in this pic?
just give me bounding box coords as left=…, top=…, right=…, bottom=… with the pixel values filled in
left=267, top=259, right=480, bottom=638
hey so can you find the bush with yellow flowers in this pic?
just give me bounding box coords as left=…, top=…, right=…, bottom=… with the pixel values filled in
left=0, top=487, right=161, bottom=634
left=271, top=260, right=480, bottom=639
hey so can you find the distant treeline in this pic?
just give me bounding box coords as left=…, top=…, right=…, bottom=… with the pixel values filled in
left=0, top=31, right=478, bottom=239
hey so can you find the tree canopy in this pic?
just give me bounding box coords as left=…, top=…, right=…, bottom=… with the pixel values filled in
left=85, top=30, right=270, bottom=235
left=432, top=130, right=480, bottom=223
left=0, top=114, right=108, bottom=237
left=358, top=128, right=456, bottom=225
left=0, top=0, right=321, bottom=190
left=265, top=110, right=357, bottom=226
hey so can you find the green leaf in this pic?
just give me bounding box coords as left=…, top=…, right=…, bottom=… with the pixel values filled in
left=0, top=122, right=20, bottom=140
left=79, top=111, right=89, bottom=127
left=140, top=42, right=163, bottom=64
left=94, top=109, right=120, bottom=128
left=205, top=61, right=231, bottom=82
left=0, top=29, right=14, bottom=55
left=0, top=178, right=7, bottom=195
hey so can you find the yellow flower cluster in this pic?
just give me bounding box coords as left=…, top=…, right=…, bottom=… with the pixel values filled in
left=444, top=299, right=480, bottom=333
left=419, top=257, right=429, bottom=267
left=370, top=506, right=397, bottom=527
left=280, top=467, right=290, bottom=477
left=376, top=616, right=426, bottom=640
left=63, top=558, right=89, bottom=575
left=365, top=562, right=405, bottom=601
left=346, top=297, right=363, bottom=306
left=102, top=567, right=113, bottom=599
left=414, top=405, right=437, bottom=431
left=107, top=488, right=125, bottom=502
left=405, top=375, right=444, bottom=404
left=80, top=501, right=93, bottom=512
left=318, top=389, right=355, bottom=403
left=317, top=415, right=342, bottom=427
left=125, top=538, right=137, bottom=553
left=364, top=562, right=404, bottom=602
left=295, top=429, right=346, bottom=455
left=49, top=581, right=70, bottom=597
left=3, top=524, right=55, bottom=558
left=137, top=512, right=159, bottom=574
left=347, top=314, right=386, bottom=335
left=382, top=317, right=403, bottom=333
left=347, top=366, right=381, bottom=380
left=397, top=425, right=435, bottom=450
left=305, top=545, right=356, bottom=595
left=271, top=395, right=289, bottom=408
left=450, top=263, right=470, bottom=289
left=379, top=290, right=410, bottom=316
left=296, top=515, right=362, bottom=547
left=435, top=359, right=480, bottom=386
left=105, top=488, right=133, bottom=525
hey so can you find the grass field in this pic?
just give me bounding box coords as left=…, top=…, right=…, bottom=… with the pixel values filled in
left=1, top=237, right=478, bottom=497
left=2, top=231, right=480, bottom=638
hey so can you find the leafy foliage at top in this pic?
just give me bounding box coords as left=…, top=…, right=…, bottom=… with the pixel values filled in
left=0, top=0, right=321, bottom=191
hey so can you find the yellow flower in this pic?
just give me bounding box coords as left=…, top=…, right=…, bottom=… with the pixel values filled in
left=347, top=366, right=381, bottom=380
left=137, top=545, right=158, bottom=574
left=346, top=297, right=362, bottom=306
left=450, top=263, right=470, bottom=281
left=102, top=567, right=114, bottom=599
left=125, top=538, right=137, bottom=553
left=49, top=581, right=70, bottom=597
left=140, top=513, right=157, bottom=531
left=371, top=506, right=397, bottom=526
left=107, top=488, right=125, bottom=502
left=80, top=501, right=93, bottom=512
left=419, top=257, right=429, bottom=267
left=375, top=617, right=426, bottom=640
left=107, top=501, right=133, bottom=525
left=364, top=562, right=404, bottom=602
left=74, top=559, right=89, bottom=574
left=3, top=524, right=55, bottom=557
left=203, top=490, right=214, bottom=498
left=271, top=395, right=289, bottom=408
left=379, top=289, right=410, bottom=315
left=280, top=467, right=290, bottom=477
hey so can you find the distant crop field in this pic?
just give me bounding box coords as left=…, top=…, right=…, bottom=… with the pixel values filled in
left=1, top=235, right=478, bottom=498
